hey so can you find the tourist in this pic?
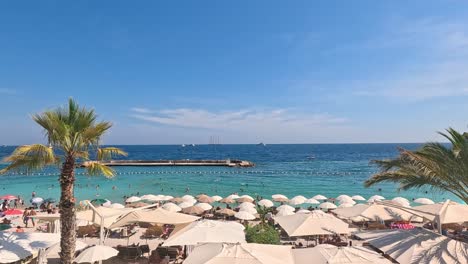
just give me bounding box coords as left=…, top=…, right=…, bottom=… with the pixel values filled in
left=32, top=191, right=36, bottom=198
left=22, top=208, right=30, bottom=227
left=15, top=226, right=25, bottom=232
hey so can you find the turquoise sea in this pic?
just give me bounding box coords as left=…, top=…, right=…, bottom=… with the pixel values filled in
left=0, top=144, right=461, bottom=205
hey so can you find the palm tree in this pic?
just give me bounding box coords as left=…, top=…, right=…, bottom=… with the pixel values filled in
left=365, top=128, right=468, bottom=204
left=0, top=99, right=127, bottom=264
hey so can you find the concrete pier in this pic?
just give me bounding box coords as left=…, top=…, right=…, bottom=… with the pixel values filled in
left=80, top=159, right=254, bottom=167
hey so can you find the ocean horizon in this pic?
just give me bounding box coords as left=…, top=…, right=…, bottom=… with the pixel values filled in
left=0, top=143, right=460, bottom=205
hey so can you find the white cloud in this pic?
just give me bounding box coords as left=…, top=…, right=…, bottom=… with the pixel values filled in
left=125, top=108, right=351, bottom=143
left=130, top=107, right=153, bottom=114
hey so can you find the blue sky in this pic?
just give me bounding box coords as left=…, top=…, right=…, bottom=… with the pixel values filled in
left=1, top=1, right=468, bottom=144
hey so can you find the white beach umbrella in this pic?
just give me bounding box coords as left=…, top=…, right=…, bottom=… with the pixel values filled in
left=296, top=209, right=311, bottom=214
left=293, top=244, right=393, bottom=264
left=275, top=211, right=350, bottom=237
left=196, top=203, right=213, bottom=211
left=258, top=199, right=274, bottom=208
left=163, top=220, right=246, bottom=246
left=272, top=194, right=289, bottom=202
left=235, top=211, right=256, bottom=220
left=392, top=197, right=411, bottom=207
left=339, top=199, right=356, bottom=205
left=182, top=194, right=195, bottom=201
left=125, top=196, right=141, bottom=203
left=304, top=198, right=320, bottom=204
left=369, top=195, right=385, bottom=200
left=240, top=206, right=258, bottom=215
left=414, top=198, right=435, bottom=205
left=184, top=243, right=295, bottom=264
left=140, top=194, right=159, bottom=201
left=312, top=195, right=327, bottom=200
left=238, top=202, right=256, bottom=209
left=179, top=201, right=195, bottom=209
left=31, top=197, right=44, bottom=204
left=277, top=204, right=295, bottom=211
left=292, top=195, right=307, bottom=200
left=351, top=195, right=366, bottom=201
left=102, top=200, right=111, bottom=207
left=75, top=245, right=118, bottom=263
left=338, top=203, right=355, bottom=208
left=212, top=195, right=223, bottom=202
left=162, top=202, right=182, bottom=212
left=276, top=208, right=296, bottom=217
left=227, top=194, right=240, bottom=200
left=319, top=202, right=337, bottom=210
left=336, top=194, right=352, bottom=201
left=162, top=195, right=174, bottom=201
left=289, top=197, right=305, bottom=206
left=240, top=194, right=254, bottom=200
left=109, top=203, right=125, bottom=209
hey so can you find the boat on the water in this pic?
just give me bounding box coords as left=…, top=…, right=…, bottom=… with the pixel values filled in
left=257, top=142, right=266, bottom=146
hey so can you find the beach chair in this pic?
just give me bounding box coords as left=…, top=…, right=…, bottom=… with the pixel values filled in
left=116, top=244, right=143, bottom=260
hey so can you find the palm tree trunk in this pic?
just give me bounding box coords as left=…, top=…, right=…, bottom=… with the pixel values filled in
left=59, top=155, right=77, bottom=264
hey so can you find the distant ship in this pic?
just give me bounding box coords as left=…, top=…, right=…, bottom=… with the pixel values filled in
left=181, top=144, right=186, bottom=147
left=257, top=142, right=266, bottom=146
left=307, top=155, right=316, bottom=160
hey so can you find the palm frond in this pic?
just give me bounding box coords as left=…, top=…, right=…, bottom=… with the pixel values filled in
left=85, top=162, right=115, bottom=178
left=366, top=127, right=468, bottom=204
left=97, top=147, right=127, bottom=161
left=0, top=144, right=57, bottom=174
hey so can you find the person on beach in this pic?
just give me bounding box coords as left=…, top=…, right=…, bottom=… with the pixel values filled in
left=32, top=191, right=36, bottom=198
left=22, top=208, right=29, bottom=227
left=15, top=226, right=25, bottom=232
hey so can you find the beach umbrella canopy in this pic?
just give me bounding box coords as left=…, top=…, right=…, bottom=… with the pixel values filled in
left=197, top=195, right=215, bottom=204
left=211, top=195, right=223, bottom=202
left=219, top=198, right=235, bottom=204
left=296, top=209, right=311, bottom=214
left=237, top=197, right=254, bottom=203
left=357, top=228, right=468, bottom=264
left=277, top=204, right=295, bottom=211
left=182, top=195, right=195, bottom=200
left=369, top=195, right=385, bottom=200
left=272, top=194, right=288, bottom=202
left=75, top=245, right=118, bottom=263
left=240, top=195, right=254, bottom=201
left=140, top=194, right=160, bottom=202
left=0, top=232, right=62, bottom=263
left=319, top=202, right=337, bottom=210
left=332, top=203, right=415, bottom=222
left=196, top=203, right=213, bottom=211
left=227, top=194, right=240, bottom=200
left=184, top=243, right=295, bottom=264
left=337, top=197, right=355, bottom=205
left=162, top=202, right=182, bottom=212
left=414, top=198, right=435, bottom=205
left=170, top=197, right=185, bottom=203
left=30, top=197, right=44, bottom=204
left=240, top=206, right=257, bottom=215
left=179, top=201, right=196, bottom=209
left=44, top=198, right=56, bottom=203
left=109, top=208, right=199, bottom=229
left=235, top=211, right=256, bottom=220
left=163, top=220, right=246, bottom=246
left=408, top=201, right=468, bottom=224
left=312, top=194, right=327, bottom=200
left=162, top=195, right=173, bottom=201
left=216, top=208, right=236, bottom=216
left=289, top=197, right=305, bottom=206
left=276, top=208, right=295, bottom=217
left=304, top=198, right=320, bottom=204
left=3, top=209, right=23, bottom=215
left=125, top=196, right=141, bottom=203
left=126, top=202, right=148, bottom=208
left=0, top=195, right=17, bottom=200
left=258, top=199, right=274, bottom=208
left=392, top=197, right=411, bottom=207
left=336, top=194, right=352, bottom=201
left=351, top=195, right=366, bottom=201
left=275, top=210, right=350, bottom=236
left=238, top=202, right=256, bottom=209
left=293, top=244, right=392, bottom=264
left=108, top=203, right=125, bottom=209
left=183, top=206, right=205, bottom=215
left=90, top=198, right=108, bottom=205
left=338, top=199, right=356, bottom=205
left=338, top=203, right=355, bottom=208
